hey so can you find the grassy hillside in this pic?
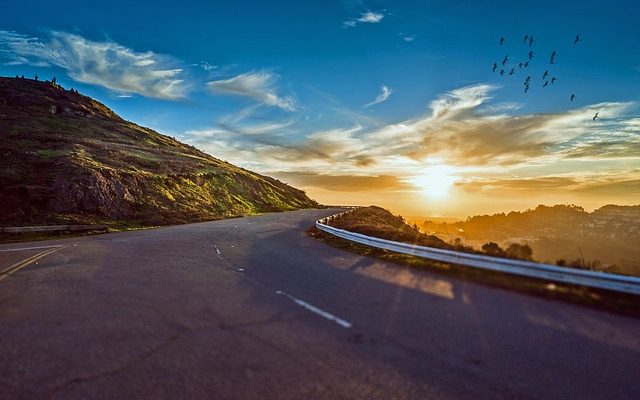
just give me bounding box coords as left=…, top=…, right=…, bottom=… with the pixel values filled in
left=328, top=206, right=449, bottom=248
left=0, top=76, right=317, bottom=227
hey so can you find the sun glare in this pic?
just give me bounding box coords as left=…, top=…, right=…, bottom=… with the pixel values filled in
left=408, top=165, right=458, bottom=199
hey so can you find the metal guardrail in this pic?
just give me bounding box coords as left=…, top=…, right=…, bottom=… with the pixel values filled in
left=0, top=224, right=108, bottom=233
left=316, top=209, right=640, bottom=295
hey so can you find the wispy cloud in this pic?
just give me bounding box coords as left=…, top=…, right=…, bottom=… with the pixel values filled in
left=0, top=30, right=187, bottom=99
left=197, top=61, right=217, bottom=71
left=343, top=11, right=385, bottom=27
left=272, top=172, right=410, bottom=192
left=364, top=85, right=392, bottom=108
left=362, top=85, right=635, bottom=167
left=185, top=122, right=367, bottom=172
left=457, top=170, right=640, bottom=198
left=397, top=32, right=416, bottom=43
left=206, top=71, right=295, bottom=111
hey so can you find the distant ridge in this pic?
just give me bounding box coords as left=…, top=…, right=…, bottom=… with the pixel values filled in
left=421, top=203, right=640, bottom=275
left=0, top=76, right=318, bottom=227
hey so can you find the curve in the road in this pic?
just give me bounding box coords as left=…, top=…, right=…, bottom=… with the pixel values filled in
left=0, top=208, right=639, bottom=400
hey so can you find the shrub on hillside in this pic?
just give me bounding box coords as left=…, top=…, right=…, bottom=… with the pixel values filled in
left=505, top=243, right=533, bottom=261
left=482, top=242, right=506, bottom=257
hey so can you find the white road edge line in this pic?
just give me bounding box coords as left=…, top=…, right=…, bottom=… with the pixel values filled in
left=0, top=245, right=65, bottom=252
left=275, top=290, right=352, bottom=329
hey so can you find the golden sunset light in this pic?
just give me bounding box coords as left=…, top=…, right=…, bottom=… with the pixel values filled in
left=408, top=164, right=458, bottom=199
left=2, top=1, right=640, bottom=398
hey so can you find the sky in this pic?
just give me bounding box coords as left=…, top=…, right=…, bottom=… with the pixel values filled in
left=1, top=0, right=639, bottom=217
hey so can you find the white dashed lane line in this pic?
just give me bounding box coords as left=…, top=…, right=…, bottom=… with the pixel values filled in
left=275, top=290, right=352, bottom=329
left=211, top=238, right=350, bottom=328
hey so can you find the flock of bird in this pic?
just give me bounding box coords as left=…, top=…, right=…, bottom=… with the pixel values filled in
left=491, top=34, right=599, bottom=121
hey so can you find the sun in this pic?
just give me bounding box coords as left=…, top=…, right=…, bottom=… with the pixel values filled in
left=408, top=165, right=458, bottom=199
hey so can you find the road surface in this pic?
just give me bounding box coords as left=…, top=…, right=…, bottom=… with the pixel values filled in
left=0, top=208, right=639, bottom=399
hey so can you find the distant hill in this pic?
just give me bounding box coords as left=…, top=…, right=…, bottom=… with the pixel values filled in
left=0, top=76, right=317, bottom=227
left=421, top=204, right=640, bottom=275
left=422, top=204, right=640, bottom=242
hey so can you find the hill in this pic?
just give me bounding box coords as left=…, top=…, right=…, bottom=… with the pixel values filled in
left=325, top=206, right=534, bottom=260
left=327, top=206, right=451, bottom=248
left=421, top=204, right=640, bottom=276
left=0, top=76, right=317, bottom=227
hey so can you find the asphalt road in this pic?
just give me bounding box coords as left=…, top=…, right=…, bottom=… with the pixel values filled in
left=1, top=208, right=639, bottom=399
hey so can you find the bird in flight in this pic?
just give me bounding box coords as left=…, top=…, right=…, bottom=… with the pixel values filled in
left=528, top=50, right=534, bottom=60
left=551, top=77, right=557, bottom=84
left=550, top=51, right=557, bottom=64
left=518, top=62, right=523, bottom=69
left=529, top=35, right=534, bottom=47
left=492, top=62, right=498, bottom=72
left=524, top=61, right=530, bottom=68
left=524, top=76, right=531, bottom=85
left=502, top=55, right=509, bottom=66
left=571, top=93, right=576, bottom=102
left=525, top=85, right=530, bottom=93
left=523, top=34, right=529, bottom=43
left=574, top=34, right=581, bottom=45
left=500, top=37, right=505, bottom=45
left=509, top=68, right=515, bottom=76
left=542, top=70, right=549, bottom=79
left=593, top=112, right=599, bottom=121
left=500, top=69, right=505, bottom=76
left=543, top=80, right=549, bottom=87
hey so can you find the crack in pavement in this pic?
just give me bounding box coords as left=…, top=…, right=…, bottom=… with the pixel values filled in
left=45, top=334, right=181, bottom=399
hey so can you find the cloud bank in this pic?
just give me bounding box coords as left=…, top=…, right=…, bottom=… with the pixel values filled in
left=0, top=30, right=187, bottom=99
left=183, top=84, right=639, bottom=198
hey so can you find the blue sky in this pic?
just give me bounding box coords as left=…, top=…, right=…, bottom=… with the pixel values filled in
left=1, top=0, right=639, bottom=216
